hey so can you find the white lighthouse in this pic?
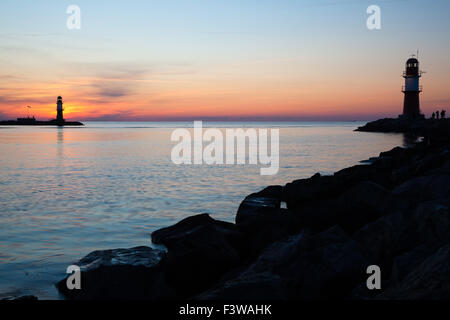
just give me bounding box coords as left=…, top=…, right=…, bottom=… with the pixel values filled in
left=402, top=57, right=423, bottom=118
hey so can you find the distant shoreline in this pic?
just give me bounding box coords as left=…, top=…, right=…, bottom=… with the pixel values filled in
left=0, top=119, right=84, bottom=126
left=356, top=117, right=450, bottom=135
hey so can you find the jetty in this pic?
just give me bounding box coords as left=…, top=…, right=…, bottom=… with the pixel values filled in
left=0, top=96, right=83, bottom=126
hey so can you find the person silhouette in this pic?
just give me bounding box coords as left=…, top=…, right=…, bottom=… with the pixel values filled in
left=436, top=111, right=440, bottom=119
left=432, top=112, right=436, bottom=119
left=441, top=110, right=446, bottom=119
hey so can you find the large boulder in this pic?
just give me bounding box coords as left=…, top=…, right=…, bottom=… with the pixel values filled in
left=198, top=226, right=368, bottom=300
left=424, top=158, right=450, bottom=176
left=410, top=151, right=449, bottom=177
left=235, top=185, right=283, bottom=226
left=353, top=197, right=450, bottom=282
left=56, top=246, right=172, bottom=300
left=392, top=174, right=450, bottom=203
left=333, top=164, right=392, bottom=189
left=293, top=181, right=409, bottom=234
left=284, top=173, right=345, bottom=210
left=281, top=226, right=368, bottom=299
left=235, top=186, right=300, bottom=256
left=353, top=211, right=408, bottom=274
left=152, top=213, right=241, bottom=249
left=251, top=185, right=283, bottom=200
left=151, top=214, right=243, bottom=297
left=196, top=232, right=305, bottom=300
left=334, top=181, right=410, bottom=233
left=380, top=243, right=450, bottom=299
left=235, top=195, right=281, bottom=227
left=390, top=245, right=431, bottom=283
left=407, top=197, right=450, bottom=246
left=379, top=146, right=408, bottom=159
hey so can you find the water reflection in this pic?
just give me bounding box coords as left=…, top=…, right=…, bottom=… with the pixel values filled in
left=0, top=122, right=406, bottom=299
left=57, top=128, right=64, bottom=159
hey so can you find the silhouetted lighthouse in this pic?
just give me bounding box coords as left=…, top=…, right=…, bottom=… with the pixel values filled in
left=402, top=57, right=423, bottom=118
left=56, top=96, right=64, bottom=123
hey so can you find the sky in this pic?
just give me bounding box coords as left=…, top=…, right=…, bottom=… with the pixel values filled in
left=0, top=0, right=449, bottom=121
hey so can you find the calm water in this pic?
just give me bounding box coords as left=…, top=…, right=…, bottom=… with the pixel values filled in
left=0, top=121, right=405, bottom=299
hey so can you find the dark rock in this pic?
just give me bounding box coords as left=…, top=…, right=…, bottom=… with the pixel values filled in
left=196, top=271, right=289, bottom=300
left=234, top=186, right=301, bottom=256
left=284, top=173, right=344, bottom=210
left=196, top=233, right=304, bottom=300
left=355, top=117, right=450, bottom=137
left=424, top=157, right=450, bottom=176
left=294, top=181, right=409, bottom=234
left=237, top=211, right=298, bottom=252
left=407, top=197, right=450, bottom=247
left=380, top=243, right=450, bottom=299
left=334, top=164, right=392, bottom=189
left=252, top=185, right=283, bottom=199
left=353, top=211, right=408, bottom=273
left=235, top=185, right=283, bottom=226
left=235, top=196, right=280, bottom=226
left=289, top=198, right=340, bottom=232
left=410, top=153, right=449, bottom=177
left=391, top=245, right=432, bottom=283
left=240, top=209, right=298, bottom=257
left=152, top=213, right=240, bottom=248
left=354, top=197, right=450, bottom=281
left=77, top=246, right=163, bottom=269
left=56, top=246, right=172, bottom=300
left=283, top=226, right=368, bottom=299
left=392, top=174, right=450, bottom=203
left=379, top=146, right=407, bottom=158
left=334, top=181, right=410, bottom=233
left=152, top=214, right=243, bottom=297
left=198, top=226, right=368, bottom=300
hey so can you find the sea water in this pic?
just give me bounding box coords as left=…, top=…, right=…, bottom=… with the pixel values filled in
left=0, top=121, right=405, bottom=299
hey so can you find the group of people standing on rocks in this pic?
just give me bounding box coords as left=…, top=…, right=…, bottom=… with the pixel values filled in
left=431, top=110, right=446, bottom=119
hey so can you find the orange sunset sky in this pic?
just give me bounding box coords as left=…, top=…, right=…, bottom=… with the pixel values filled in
left=1, top=0, right=449, bottom=121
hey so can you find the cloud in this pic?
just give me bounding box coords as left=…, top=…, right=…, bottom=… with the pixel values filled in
left=75, top=61, right=195, bottom=101
left=59, top=62, right=152, bottom=102
left=89, top=68, right=146, bottom=100
left=0, top=110, right=10, bottom=120
left=91, top=82, right=132, bottom=98
left=0, top=95, right=52, bottom=106
left=79, top=110, right=140, bottom=121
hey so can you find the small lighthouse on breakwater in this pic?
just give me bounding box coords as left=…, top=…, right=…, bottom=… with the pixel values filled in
left=56, top=96, right=64, bottom=123
left=401, top=56, right=424, bottom=119
left=0, top=96, right=83, bottom=126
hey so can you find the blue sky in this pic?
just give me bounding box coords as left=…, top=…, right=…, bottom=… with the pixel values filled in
left=0, top=0, right=449, bottom=120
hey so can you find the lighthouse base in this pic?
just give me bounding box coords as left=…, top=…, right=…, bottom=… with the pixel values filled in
left=402, top=91, right=422, bottom=119
left=398, top=114, right=424, bottom=120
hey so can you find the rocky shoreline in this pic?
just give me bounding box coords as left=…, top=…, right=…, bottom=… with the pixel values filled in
left=56, top=120, right=450, bottom=300
left=356, top=117, right=450, bottom=137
